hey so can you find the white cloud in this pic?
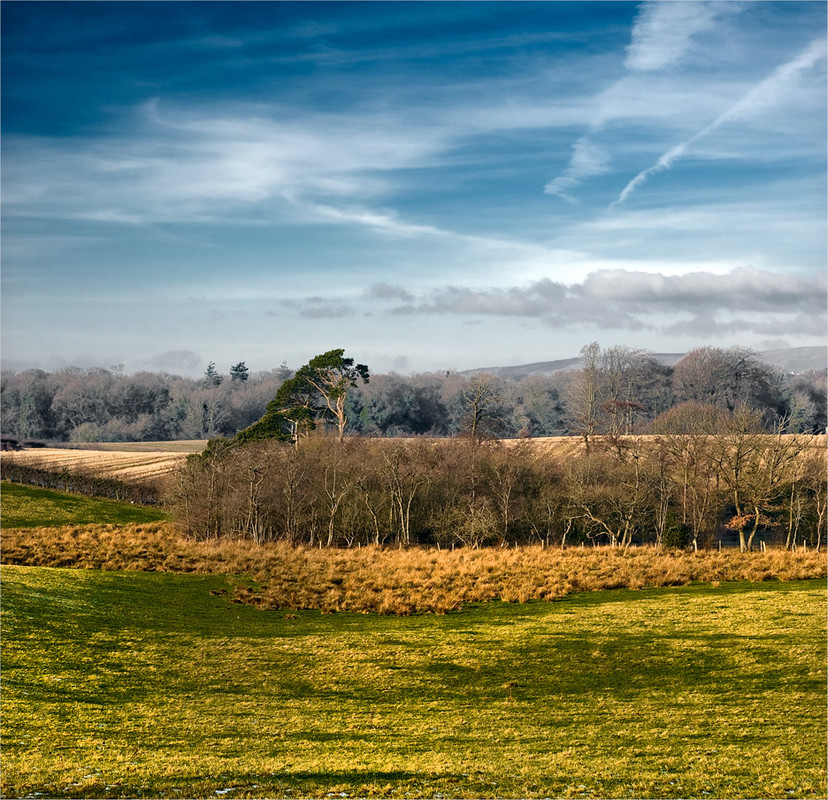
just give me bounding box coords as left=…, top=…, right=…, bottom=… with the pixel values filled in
left=142, top=350, right=203, bottom=372
left=367, top=283, right=415, bottom=302
left=624, top=1, right=738, bottom=72
left=613, top=36, right=827, bottom=205
left=365, top=267, right=826, bottom=340
left=580, top=267, right=826, bottom=313
left=544, top=139, right=611, bottom=201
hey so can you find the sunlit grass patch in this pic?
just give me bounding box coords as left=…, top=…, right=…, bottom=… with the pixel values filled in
left=2, top=567, right=825, bottom=798
left=0, top=482, right=169, bottom=528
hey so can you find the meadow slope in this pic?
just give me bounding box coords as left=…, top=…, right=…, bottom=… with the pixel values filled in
left=2, top=567, right=825, bottom=799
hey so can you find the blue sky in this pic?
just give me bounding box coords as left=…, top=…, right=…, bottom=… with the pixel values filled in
left=2, top=1, right=826, bottom=376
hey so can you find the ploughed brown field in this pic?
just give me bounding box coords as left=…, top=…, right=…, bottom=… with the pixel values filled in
left=0, top=447, right=193, bottom=481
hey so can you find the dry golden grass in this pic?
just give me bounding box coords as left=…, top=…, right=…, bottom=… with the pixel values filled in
left=517, top=432, right=827, bottom=453
left=1, top=447, right=190, bottom=481
left=3, top=522, right=824, bottom=615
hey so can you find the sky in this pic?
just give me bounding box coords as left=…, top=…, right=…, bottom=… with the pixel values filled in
left=2, top=1, right=826, bottom=377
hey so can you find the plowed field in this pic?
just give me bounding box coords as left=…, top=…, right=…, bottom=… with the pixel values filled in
left=1, top=448, right=191, bottom=481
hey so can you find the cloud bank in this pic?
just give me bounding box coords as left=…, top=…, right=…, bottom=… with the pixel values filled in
left=359, top=267, right=825, bottom=339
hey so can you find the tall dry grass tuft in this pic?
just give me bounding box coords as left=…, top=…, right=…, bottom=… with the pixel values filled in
left=2, top=525, right=825, bottom=614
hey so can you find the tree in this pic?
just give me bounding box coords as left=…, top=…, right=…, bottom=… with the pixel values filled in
left=381, top=440, right=434, bottom=547
left=786, top=372, right=827, bottom=434
left=513, top=377, right=565, bottom=437
left=565, top=446, right=655, bottom=548
left=230, top=362, right=249, bottom=382
left=234, top=400, right=293, bottom=444
left=672, top=347, right=787, bottom=427
left=707, top=408, right=803, bottom=551
left=204, top=362, right=223, bottom=387
left=353, top=374, right=449, bottom=437
left=483, top=441, right=539, bottom=545
left=455, top=375, right=510, bottom=442
left=275, top=349, right=369, bottom=442
left=567, top=342, right=602, bottom=448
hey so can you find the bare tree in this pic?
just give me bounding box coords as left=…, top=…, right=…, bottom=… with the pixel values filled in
left=458, top=375, right=509, bottom=443
left=568, top=341, right=602, bottom=449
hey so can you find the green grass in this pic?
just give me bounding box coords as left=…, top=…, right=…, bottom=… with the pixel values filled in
left=0, top=482, right=169, bottom=527
left=2, top=566, right=825, bottom=799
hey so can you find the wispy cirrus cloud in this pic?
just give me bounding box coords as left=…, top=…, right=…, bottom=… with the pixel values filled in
left=613, top=36, right=828, bottom=206
left=543, top=139, right=612, bottom=202
left=542, top=2, right=744, bottom=203
left=546, top=3, right=826, bottom=208
left=1, top=100, right=450, bottom=226
left=624, top=1, right=739, bottom=72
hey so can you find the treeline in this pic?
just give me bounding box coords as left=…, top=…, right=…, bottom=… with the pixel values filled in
left=2, top=345, right=825, bottom=442
left=171, top=411, right=826, bottom=552
left=0, top=364, right=290, bottom=442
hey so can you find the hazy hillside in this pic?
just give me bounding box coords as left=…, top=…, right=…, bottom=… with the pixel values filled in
left=757, top=347, right=827, bottom=374
left=466, top=346, right=826, bottom=381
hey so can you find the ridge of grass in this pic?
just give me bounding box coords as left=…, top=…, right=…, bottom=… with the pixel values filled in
left=2, top=566, right=826, bottom=799
left=0, top=482, right=169, bottom=527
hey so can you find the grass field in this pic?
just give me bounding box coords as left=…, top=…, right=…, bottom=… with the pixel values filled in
left=0, top=482, right=170, bottom=527
left=2, top=566, right=825, bottom=799
left=2, top=477, right=826, bottom=798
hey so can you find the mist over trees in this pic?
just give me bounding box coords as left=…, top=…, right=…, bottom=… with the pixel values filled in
left=1, top=345, right=825, bottom=442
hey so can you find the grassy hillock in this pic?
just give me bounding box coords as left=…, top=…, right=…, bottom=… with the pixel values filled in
left=3, top=566, right=826, bottom=799
left=2, top=470, right=825, bottom=797
left=0, top=482, right=169, bottom=528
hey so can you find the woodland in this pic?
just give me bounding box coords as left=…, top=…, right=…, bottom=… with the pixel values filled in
left=4, top=344, right=826, bottom=554
left=1, top=344, right=825, bottom=443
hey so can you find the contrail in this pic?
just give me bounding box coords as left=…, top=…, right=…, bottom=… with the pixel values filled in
left=611, top=37, right=827, bottom=208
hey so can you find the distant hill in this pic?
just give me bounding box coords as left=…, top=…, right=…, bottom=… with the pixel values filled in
left=465, top=346, right=826, bottom=381
left=756, top=347, right=827, bottom=374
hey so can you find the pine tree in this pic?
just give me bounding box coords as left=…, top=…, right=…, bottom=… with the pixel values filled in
left=230, top=362, right=249, bottom=382
left=203, top=362, right=223, bottom=387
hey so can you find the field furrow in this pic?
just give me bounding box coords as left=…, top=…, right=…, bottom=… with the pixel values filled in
left=1, top=448, right=191, bottom=480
